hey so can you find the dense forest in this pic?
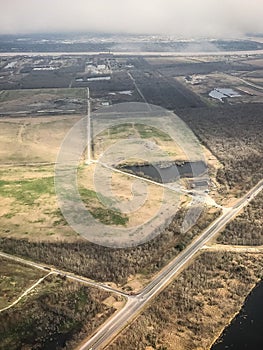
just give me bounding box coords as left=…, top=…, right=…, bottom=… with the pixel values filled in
left=0, top=207, right=220, bottom=287
left=217, top=191, right=263, bottom=245
left=180, top=103, right=263, bottom=194
left=0, top=275, right=116, bottom=350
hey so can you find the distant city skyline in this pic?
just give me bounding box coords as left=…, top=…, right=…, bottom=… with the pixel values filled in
left=0, top=0, right=263, bottom=38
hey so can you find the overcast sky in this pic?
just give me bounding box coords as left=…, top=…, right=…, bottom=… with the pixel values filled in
left=0, top=0, right=262, bottom=38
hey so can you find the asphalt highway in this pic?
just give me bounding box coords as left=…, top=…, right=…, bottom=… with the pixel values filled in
left=1, top=180, right=262, bottom=350
left=79, top=179, right=263, bottom=350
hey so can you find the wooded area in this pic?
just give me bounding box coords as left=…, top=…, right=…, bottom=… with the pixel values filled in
left=180, top=103, right=263, bottom=194
left=0, top=207, right=220, bottom=287
left=217, top=192, right=263, bottom=245
left=0, top=275, right=117, bottom=350
left=107, top=252, right=263, bottom=350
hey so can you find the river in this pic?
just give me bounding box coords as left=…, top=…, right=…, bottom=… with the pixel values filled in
left=211, top=280, right=263, bottom=349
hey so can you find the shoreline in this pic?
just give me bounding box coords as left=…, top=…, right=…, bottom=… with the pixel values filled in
left=209, top=278, right=262, bottom=349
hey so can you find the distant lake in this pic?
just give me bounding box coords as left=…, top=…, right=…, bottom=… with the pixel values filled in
left=211, top=280, right=263, bottom=350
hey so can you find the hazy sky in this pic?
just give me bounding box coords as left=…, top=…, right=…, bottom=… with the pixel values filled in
left=0, top=0, right=262, bottom=38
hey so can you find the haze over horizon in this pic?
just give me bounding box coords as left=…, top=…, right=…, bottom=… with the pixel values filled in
left=0, top=0, right=263, bottom=39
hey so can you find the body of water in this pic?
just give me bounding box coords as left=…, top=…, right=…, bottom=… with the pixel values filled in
left=211, top=280, right=263, bottom=350
left=121, top=161, right=206, bottom=183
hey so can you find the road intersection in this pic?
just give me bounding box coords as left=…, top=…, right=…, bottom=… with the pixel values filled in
left=1, top=180, right=262, bottom=349
left=78, top=179, right=263, bottom=350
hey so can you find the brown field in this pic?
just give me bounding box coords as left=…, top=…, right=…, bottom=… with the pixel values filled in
left=0, top=116, right=82, bottom=240
left=78, top=164, right=185, bottom=229
left=0, top=116, right=81, bottom=164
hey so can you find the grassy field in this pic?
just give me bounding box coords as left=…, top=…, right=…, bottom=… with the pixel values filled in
left=93, top=122, right=187, bottom=163
left=77, top=163, right=183, bottom=230
left=0, top=273, right=124, bottom=350
left=0, top=165, right=78, bottom=240
left=0, top=116, right=81, bottom=164
left=0, top=257, right=45, bottom=310
left=79, top=187, right=129, bottom=226
left=0, top=113, right=218, bottom=289
left=0, top=165, right=133, bottom=240
left=0, top=176, right=54, bottom=205
left=0, top=115, right=189, bottom=241
left=0, top=160, right=180, bottom=240
left=0, top=116, right=79, bottom=240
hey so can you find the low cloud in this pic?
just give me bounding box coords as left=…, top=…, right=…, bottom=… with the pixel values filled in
left=0, top=0, right=262, bottom=38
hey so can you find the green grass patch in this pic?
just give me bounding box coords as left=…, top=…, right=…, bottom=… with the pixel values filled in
left=79, top=187, right=128, bottom=226
left=46, top=232, right=55, bottom=236
left=109, top=123, right=133, bottom=135
left=91, top=207, right=128, bottom=226
left=0, top=177, right=54, bottom=205
left=135, top=124, right=172, bottom=141
left=52, top=209, right=68, bottom=226
left=2, top=212, right=16, bottom=219
left=96, top=123, right=172, bottom=142
left=78, top=187, right=98, bottom=200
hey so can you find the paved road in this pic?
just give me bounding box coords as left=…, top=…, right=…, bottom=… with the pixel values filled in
left=86, top=87, right=92, bottom=163
left=128, top=72, right=151, bottom=109
left=226, top=72, right=263, bottom=91
left=0, top=251, right=128, bottom=298
left=237, top=77, right=263, bottom=91
left=79, top=179, right=263, bottom=350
